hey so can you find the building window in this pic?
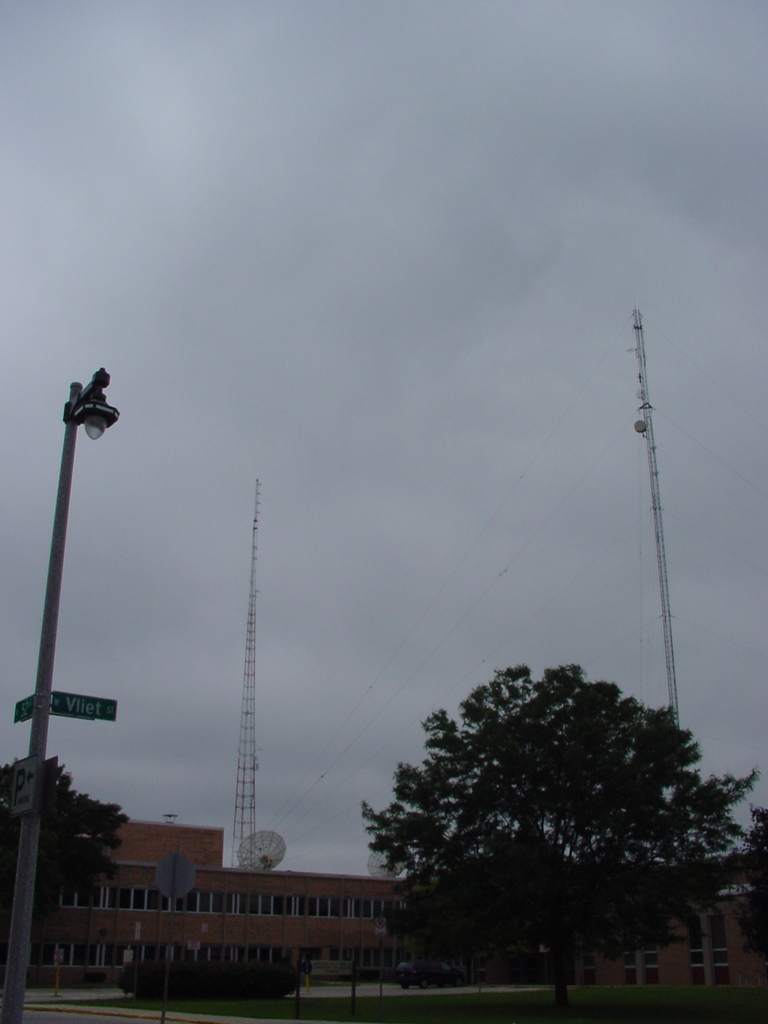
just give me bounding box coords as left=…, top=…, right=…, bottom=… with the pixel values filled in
left=363, top=898, right=392, bottom=919
left=93, top=886, right=117, bottom=909
left=623, top=952, right=637, bottom=985
left=59, top=891, right=89, bottom=908
left=582, top=953, right=596, bottom=985
left=345, top=898, right=361, bottom=919
left=644, top=947, right=659, bottom=984
left=88, top=944, right=114, bottom=968
left=114, top=887, right=160, bottom=912
left=688, top=917, right=705, bottom=985
left=246, top=946, right=283, bottom=963
left=158, top=944, right=183, bottom=961
left=185, top=890, right=221, bottom=913
left=710, top=914, right=729, bottom=985
left=226, top=893, right=247, bottom=915
left=252, top=894, right=284, bottom=916
left=287, top=896, right=305, bottom=916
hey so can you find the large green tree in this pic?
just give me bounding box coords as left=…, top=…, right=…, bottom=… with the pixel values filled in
left=363, top=665, right=754, bottom=1007
left=0, top=762, right=127, bottom=917
left=735, top=806, right=768, bottom=956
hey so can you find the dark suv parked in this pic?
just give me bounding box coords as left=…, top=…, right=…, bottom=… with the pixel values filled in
left=395, top=960, right=465, bottom=989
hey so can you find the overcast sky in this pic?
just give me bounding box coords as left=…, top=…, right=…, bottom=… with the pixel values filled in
left=2, top=0, right=767, bottom=875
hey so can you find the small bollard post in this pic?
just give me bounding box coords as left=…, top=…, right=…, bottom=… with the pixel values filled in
left=379, top=938, right=384, bottom=1022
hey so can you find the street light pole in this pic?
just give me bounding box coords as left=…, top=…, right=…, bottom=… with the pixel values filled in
left=1, top=373, right=118, bottom=1024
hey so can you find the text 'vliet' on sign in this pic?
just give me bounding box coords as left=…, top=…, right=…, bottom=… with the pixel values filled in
left=50, top=691, right=117, bottom=722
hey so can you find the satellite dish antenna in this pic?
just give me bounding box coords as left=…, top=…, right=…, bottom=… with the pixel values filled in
left=634, top=420, right=647, bottom=433
left=238, top=830, right=286, bottom=870
left=367, top=850, right=403, bottom=878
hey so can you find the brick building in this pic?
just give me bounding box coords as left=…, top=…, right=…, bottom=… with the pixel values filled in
left=484, top=905, right=767, bottom=988
left=3, top=820, right=402, bottom=985
left=2, top=818, right=765, bottom=988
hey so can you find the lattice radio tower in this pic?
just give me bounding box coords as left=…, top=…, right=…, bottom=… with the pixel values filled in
left=232, top=481, right=260, bottom=864
left=632, top=309, right=679, bottom=723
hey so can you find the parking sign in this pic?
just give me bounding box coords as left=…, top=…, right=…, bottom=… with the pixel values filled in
left=10, top=756, right=37, bottom=817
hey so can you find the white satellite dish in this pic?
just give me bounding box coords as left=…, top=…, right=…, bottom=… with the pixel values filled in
left=367, top=850, right=403, bottom=878
left=238, top=830, right=286, bottom=870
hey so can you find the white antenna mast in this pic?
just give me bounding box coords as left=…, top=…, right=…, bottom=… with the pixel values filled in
left=632, top=309, right=679, bottom=723
left=233, top=481, right=260, bottom=864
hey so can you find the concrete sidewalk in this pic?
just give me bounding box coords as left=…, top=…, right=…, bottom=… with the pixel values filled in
left=23, top=1010, right=315, bottom=1024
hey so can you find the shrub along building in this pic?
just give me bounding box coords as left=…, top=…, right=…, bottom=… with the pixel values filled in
left=2, top=819, right=764, bottom=988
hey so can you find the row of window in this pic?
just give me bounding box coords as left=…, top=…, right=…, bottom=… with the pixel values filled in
left=64, top=887, right=398, bottom=920
left=0, top=944, right=88, bottom=968
left=0, top=941, right=405, bottom=970
left=105, top=944, right=289, bottom=965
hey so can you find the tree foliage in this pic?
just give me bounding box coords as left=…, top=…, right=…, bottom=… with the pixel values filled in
left=735, top=806, right=768, bottom=955
left=363, top=665, right=754, bottom=1006
left=0, top=762, right=128, bottom=918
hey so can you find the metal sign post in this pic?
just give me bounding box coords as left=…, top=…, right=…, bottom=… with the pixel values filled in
left=374, top=918, right=387, bottom=1022
left=294, top=959, right=301, bottom=1019
left=301, top=958, right=312, bottom=995
left=53, top=945, right=63, bottom=996
left=154, top=849, right=196, bottom=1024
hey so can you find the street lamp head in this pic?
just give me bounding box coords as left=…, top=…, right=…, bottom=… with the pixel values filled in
left=67, top=368, right=119, bottom=438
left=83, top=414, right=109, bottom=440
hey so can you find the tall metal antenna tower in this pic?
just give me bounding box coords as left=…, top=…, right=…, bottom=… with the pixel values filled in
left=632, top=309, right=679, bottom=722
left=232, top=481, right=260, bottom=865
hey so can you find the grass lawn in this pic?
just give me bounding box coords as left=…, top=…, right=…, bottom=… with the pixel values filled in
left=83, top=985, right=768, bottom=1023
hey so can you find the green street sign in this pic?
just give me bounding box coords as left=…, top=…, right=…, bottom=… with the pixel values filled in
left=51, top=691, right=117, bottom=721
left=14, top=696, right=34, bottom=724
left=14, top=691, right=117, bottom=723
